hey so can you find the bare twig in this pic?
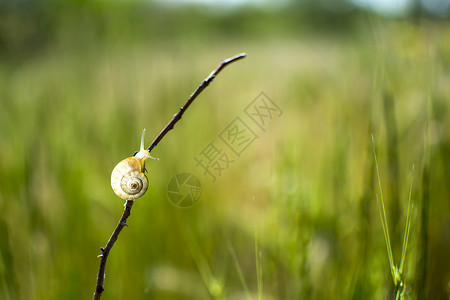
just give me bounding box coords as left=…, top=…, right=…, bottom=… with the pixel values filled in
left=93, top=200, right=134, bottom=300
left=93, top=53, right=246, bottom=300
left=147, top=52, right=246, bottom=153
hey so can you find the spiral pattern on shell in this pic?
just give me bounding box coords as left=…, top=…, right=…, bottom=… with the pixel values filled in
left=111, top=157, right=148, bottom=200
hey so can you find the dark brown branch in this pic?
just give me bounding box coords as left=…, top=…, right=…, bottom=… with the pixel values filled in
left=93, top=200, right=134, bottom=300
left=93, top=53, right=246, bottom=300
left=147, top=52, right=246, bottom=153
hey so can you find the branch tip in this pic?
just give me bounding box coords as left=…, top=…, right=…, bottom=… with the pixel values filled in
left=147, top=52, right=246, bottom=153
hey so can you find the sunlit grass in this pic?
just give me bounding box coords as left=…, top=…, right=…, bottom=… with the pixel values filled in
left=372, top=134, right=415, bottom=299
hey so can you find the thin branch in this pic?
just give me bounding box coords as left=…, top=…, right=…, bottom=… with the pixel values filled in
left=147, top=52, right=247, bottom=154
left=93, top=53, right=246, bottom=300
left=93, top=200, right=134, bottom=300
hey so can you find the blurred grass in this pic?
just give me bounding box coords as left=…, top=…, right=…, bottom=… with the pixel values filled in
left=0, top=2, right=450, bottom=299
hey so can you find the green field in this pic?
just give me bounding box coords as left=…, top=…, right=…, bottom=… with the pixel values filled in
left=0, top=2, right=449, bottom=299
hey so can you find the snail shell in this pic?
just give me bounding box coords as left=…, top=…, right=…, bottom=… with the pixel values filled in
left=111, top=129, right=157, bottom=200
left=111, top=157, right=149, bottom=200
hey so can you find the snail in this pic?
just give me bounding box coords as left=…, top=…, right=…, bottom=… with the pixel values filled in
left=111, top=129, right=157, bottom=200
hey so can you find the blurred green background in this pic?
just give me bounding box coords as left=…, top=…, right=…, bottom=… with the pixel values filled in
left=1, top=0, right=450, bottom=299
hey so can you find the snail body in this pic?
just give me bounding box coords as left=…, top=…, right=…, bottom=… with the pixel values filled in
left=111, top=129, right=157, bottom=200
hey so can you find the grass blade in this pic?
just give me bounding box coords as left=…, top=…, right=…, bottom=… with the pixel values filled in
left=255, top=229, right=263, bottom=300
left=372, top=134, right=395, bottom=273
left=225, top=235, right=252, bottom=300
left=399, top=165, right=414, bottom=274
